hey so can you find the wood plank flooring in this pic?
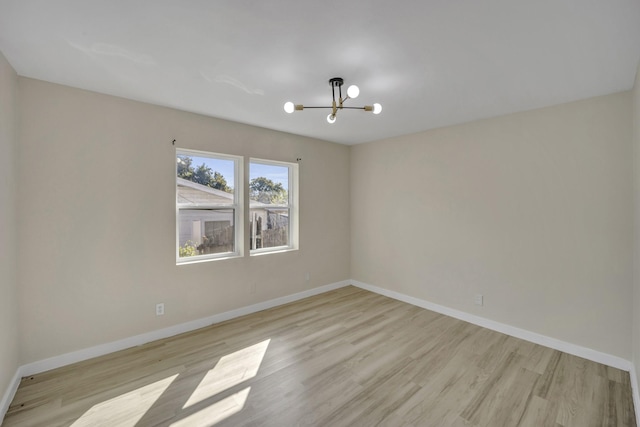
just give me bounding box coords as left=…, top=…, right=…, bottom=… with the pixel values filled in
left=3, top=286, right=636, bottom=426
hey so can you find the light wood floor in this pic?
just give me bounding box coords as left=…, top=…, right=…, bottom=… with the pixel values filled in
left=3, top=286, right=636, bottom=427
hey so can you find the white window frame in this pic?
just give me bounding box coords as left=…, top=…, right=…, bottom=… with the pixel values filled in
left=249, top=158, right=299, bottom=256
left=176, top=148, right=243, bottom=264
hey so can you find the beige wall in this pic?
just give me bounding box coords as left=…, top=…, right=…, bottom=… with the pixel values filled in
left=0, top=52, right=19, bottom=398
left=633, top=62, right=640, bottom=390
left=17, top=78, right=350, bottom=363
left=351, top=92, right=633, bottom=358
left=7, top=68, right=638, bottom=371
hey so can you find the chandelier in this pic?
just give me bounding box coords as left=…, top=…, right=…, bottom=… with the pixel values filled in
left=284, top=77, right=382, bottom=124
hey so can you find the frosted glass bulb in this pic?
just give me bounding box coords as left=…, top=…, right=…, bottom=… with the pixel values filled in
left=284, top=101, right=295, bottom=114
left=327, top=114, right=336, bottom=124
left=347, top=85, right=360, bottom=99
left=372, top=103, right=382, bottom=114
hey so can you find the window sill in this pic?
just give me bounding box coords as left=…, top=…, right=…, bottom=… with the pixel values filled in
left=250, top=247, right=298, bottom=257
left=176, top=253, right=242, bottom=265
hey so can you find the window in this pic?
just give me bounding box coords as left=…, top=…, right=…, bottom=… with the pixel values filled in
left=249, top=158, right=298, bottom=254
left=176, top=149, right=242, bottom=262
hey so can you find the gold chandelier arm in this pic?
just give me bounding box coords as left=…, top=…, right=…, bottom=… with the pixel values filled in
left=299, top=106, right=370, bottom=110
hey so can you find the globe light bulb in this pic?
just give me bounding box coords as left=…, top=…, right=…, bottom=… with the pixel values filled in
left=372, top=103, right=382, bottom=114
left=327, top=113, right=336, bottom=124
left=347, top=85, right=360, bottom=99
left=284, top=101, right=295, bottom=114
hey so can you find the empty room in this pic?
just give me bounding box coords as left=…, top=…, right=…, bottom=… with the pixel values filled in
left=2, top=1, right=640, bottom=426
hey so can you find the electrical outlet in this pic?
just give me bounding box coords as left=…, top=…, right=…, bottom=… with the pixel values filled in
left=305, top=272, right=310, bottom=282
left=474, top=294, right=483, bottom=306
left=156, top=303, right=165, bottom=316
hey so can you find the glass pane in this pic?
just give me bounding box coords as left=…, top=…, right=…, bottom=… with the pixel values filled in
left=249, top=163, right=288, bottom=206
left=249, top=208, right=289, bottom=250
left=177, top=153, right=235, bottom=205
left=178, top=209, right=235, bottom=257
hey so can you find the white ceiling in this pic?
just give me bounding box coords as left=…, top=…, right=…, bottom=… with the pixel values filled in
left=1, top=1, right=639, bottom=145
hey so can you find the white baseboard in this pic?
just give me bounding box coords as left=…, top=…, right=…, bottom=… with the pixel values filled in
left=20, top=280, right=350, bottom=377
left=0, top=367, right=23, bottom=423
left=631, top=364, right=640, bottom=427
left=351, top=280, right=632, bottom=371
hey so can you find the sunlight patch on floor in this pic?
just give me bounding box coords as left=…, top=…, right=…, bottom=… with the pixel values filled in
left=171, top=387, right=251, bottom=427
left=70, top=374, right=179, bottom=427
left=183, top=339, right=270, bottom=409
left=68, top=339, right=269, bottom=426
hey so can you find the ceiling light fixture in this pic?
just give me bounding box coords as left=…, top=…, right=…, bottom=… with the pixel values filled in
left=284, top=77, right=382, bottom=124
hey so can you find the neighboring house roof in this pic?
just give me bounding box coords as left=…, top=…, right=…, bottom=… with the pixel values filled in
left=177, top=177, right=234, bottom=204
left=177, top=177, right=270, bottom=208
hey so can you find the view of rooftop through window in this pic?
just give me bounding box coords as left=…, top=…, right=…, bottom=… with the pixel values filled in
left=176, top=151, right=240, bottom=261
left=176, top=152, right=295, bottom=259
left=249, top=161, right=292, bottom=252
